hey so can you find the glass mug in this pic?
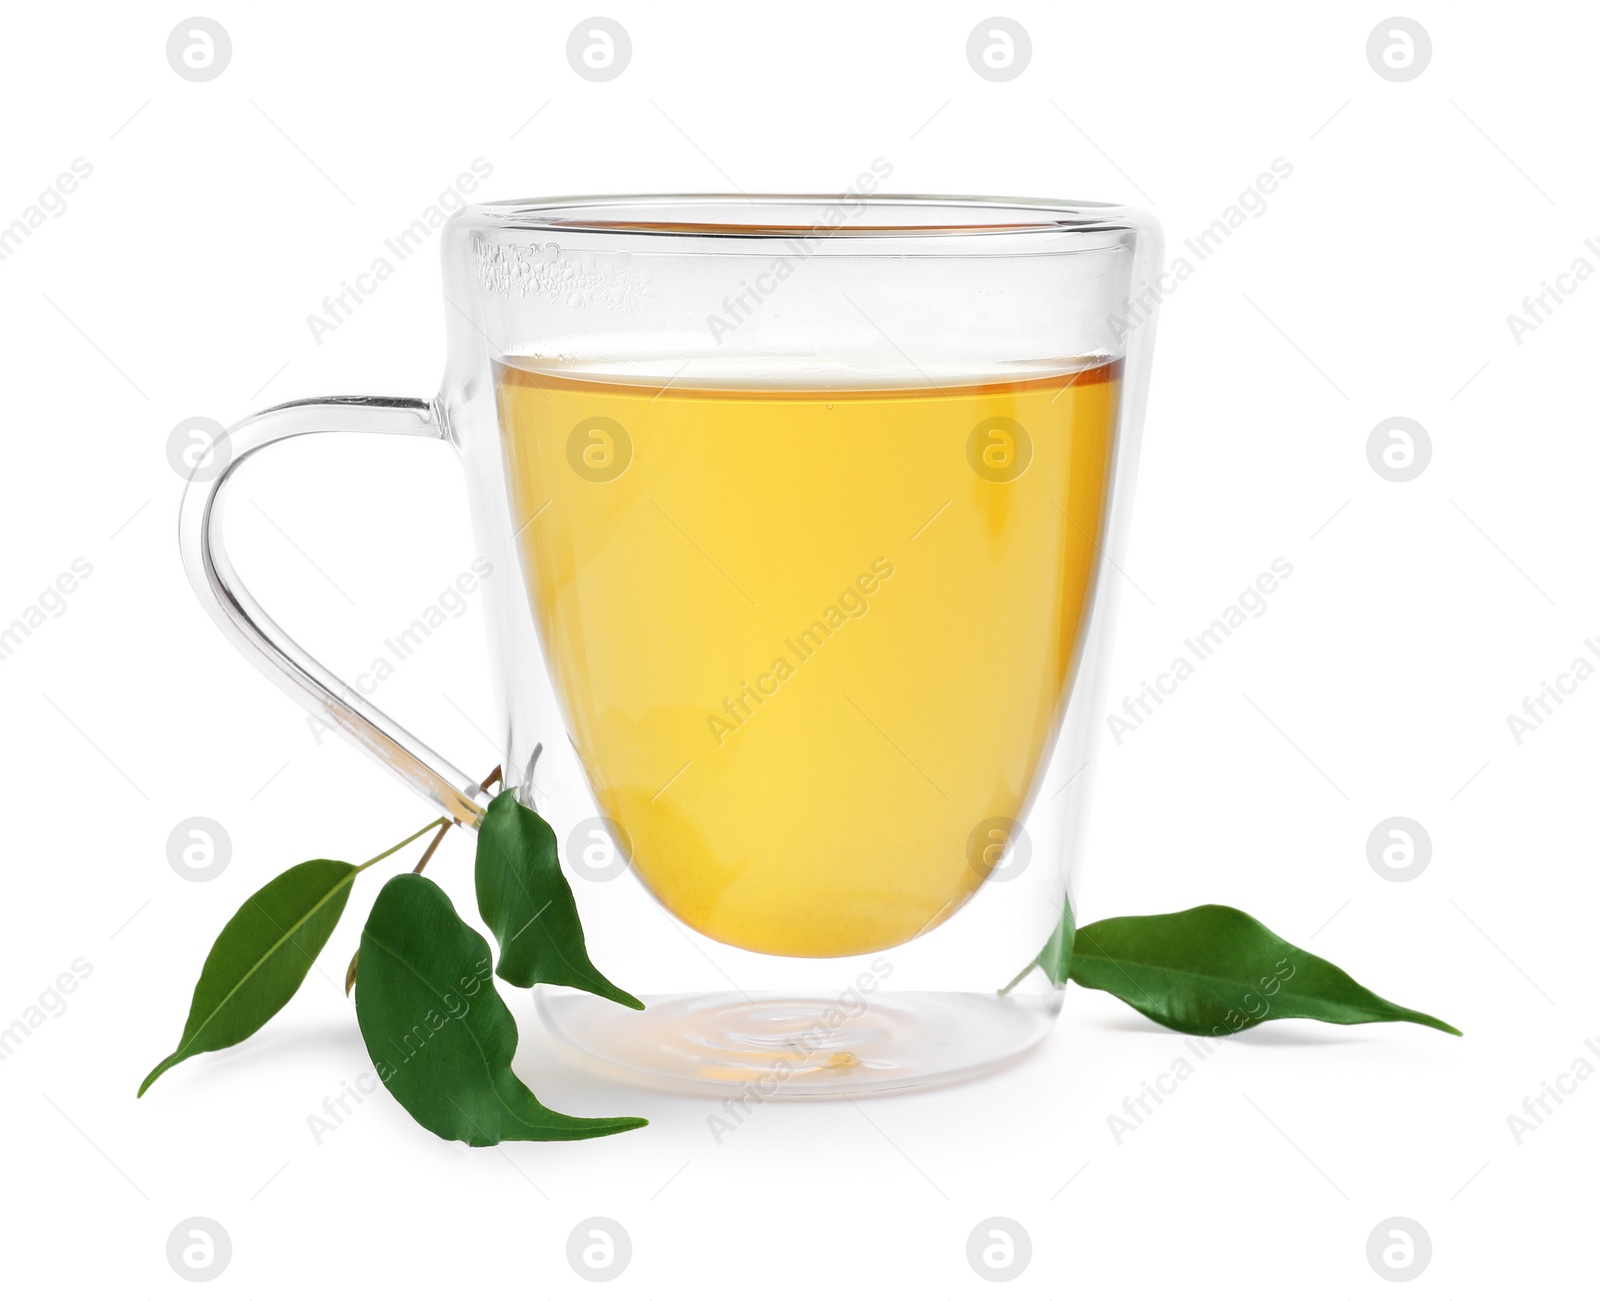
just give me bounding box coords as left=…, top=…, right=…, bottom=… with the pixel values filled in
left=179, top=195, right=1162, bottom=1095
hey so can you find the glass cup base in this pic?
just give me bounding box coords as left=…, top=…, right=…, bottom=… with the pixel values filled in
left=535, top=988, right=1062, bottom=1098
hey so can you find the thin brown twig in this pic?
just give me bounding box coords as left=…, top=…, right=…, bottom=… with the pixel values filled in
left=408, top=821, right=452, bottom=875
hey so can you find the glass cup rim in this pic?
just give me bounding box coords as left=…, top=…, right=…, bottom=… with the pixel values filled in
left=456, top=192, right=1147, bottom=241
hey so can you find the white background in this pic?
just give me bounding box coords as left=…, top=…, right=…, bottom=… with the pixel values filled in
left=2, top=2, right=1594, bottom=1295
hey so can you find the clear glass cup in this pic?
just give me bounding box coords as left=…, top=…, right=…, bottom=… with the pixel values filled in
left=178, top=195, right=1162, bottom=1097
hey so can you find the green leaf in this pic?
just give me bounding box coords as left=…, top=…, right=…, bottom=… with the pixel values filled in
left=1039, top=896, right=1076, bottom=985
left=139, top=859, right=356, bottom=1095
left=474, top=790, right=642, bottom=1009
left=355, top=874, right=646, bottom=1145
left=1067, top=904, right=1461, bottom=1037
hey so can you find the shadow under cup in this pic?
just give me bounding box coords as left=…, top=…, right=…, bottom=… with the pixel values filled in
left=182, top=195, right=1162, bottom=1096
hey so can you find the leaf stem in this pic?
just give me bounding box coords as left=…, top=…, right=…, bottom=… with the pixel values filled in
left=997, top=958, right=1038, bottom=997
left=356, top=818, right=450, bottom=872
left=476, top=764, right=503, bottom=800
left=409, top=820, right=452, bottom=874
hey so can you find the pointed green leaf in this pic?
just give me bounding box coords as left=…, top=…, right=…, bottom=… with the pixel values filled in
left=139, top=859, right=356, bottom=1095
left=474, top=790, right=642, bottom=1009
left=1068, top=904, right=1461, bottom=1037
left=355, top=874, right=646, bottom=1145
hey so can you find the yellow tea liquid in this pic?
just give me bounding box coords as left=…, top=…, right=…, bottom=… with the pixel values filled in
left=497, top=360, right=1119, bottom=957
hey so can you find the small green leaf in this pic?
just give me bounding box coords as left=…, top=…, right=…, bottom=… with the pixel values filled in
left=1000, top=896, right=1076, bottom=995
left=139, top=859, right=356, bottom=1095
left=1039, top=896, right=1076, bottom=985
left=474, top=790, right=642, bottom=1009
left=355, top=874, right=646, bottom=1145
left=1068, top=904, right=1461, bottom=1037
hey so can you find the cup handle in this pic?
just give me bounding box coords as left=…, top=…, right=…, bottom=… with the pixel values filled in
left=177, top=396, right=487, bottom=826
